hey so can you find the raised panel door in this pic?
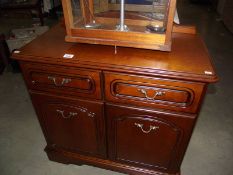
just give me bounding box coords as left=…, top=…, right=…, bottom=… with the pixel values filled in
left=31, top=93, right=106, bottom=158
left=106, top=104, right=196, bottom=173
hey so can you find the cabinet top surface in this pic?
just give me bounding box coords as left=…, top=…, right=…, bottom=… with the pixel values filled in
left=12, top=24, right=218, bottom=83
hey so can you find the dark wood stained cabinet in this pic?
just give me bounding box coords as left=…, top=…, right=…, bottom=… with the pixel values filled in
left=12, top=25, right=218, bottom=175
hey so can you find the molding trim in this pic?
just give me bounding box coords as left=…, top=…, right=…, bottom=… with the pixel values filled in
left=45, top=146, right=180, bottom=175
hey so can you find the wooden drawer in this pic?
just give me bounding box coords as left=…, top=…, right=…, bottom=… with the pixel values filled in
left=104, top=72, right=205, bottom=113
left=20, top=62, right=101, bottom=99
left=31, top=93, right=106, bottom=157
left=106, top=104, right=195, bottom=173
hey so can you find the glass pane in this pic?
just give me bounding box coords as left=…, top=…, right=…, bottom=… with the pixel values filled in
left=71, top=0, right=170, bottom=34
left=71, top=0, right=82, bottom=25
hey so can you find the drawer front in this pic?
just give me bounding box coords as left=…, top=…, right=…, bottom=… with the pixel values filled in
left=105, top=72, right=205, bottom=113
left=31, top=93, right=106, bottom=157
left=107, top=104, right=195, bottom=173
left=21, top=62, right=101, bottom=99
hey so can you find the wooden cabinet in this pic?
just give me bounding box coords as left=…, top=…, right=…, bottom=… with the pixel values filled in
left=61, top=0, right=177, bottom=51
left=12, top=25, right=218, bottom=175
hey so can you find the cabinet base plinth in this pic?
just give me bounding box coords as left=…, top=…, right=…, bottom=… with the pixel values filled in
left=45, top=146, right=180, bottom=175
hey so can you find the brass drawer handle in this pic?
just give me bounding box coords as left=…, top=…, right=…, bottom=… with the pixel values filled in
left=138, top=88, right=165, bottom=100
left=134, top=123, right=159, bottom=134
left=56, top=109, right=78, bottom=119
left=48, top=76, right=71, bottom=86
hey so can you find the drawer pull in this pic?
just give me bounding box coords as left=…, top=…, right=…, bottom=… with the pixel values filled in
left=56, top=109, right=78, bottom=119
left=134, top=123, right=159, bottom=134
left=48, top=76, right=71, bottom=86
left=138, top=89, right=165, bottom=100
left=87, top=112, right=95, bottom=118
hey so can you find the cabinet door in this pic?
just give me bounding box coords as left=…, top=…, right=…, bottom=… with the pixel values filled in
left=106, top=104, right=195, bottom=173
left=31, top=93, right=106, bottom=158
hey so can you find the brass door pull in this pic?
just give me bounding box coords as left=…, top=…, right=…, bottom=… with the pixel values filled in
left=48, top=76, right=71, bottom=86
left=56, top=109, right=78, bottom=119
left=56, top=107, right=95, bottom=119
left=138, top=88, right=165, bottom=100
left=134, top=123, right=159, bottom=134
